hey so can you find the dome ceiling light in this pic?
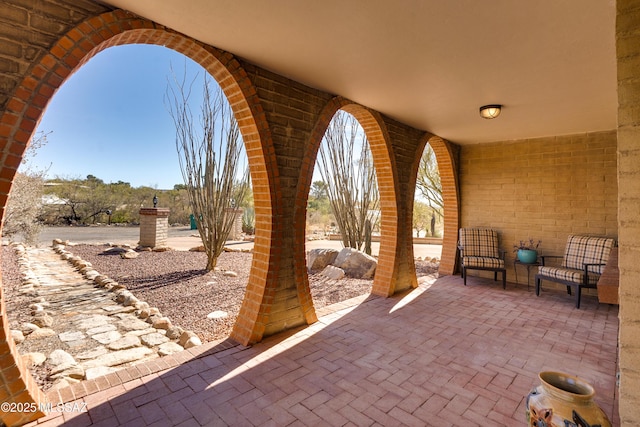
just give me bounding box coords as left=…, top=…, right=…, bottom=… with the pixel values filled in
left=479, top=104, right=502, bottom=119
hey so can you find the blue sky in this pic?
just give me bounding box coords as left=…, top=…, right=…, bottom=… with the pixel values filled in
left=32, top=45, right=207, bottom=190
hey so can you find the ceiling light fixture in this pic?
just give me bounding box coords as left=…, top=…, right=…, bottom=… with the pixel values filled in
left=479, top=104, right=502, bottom=119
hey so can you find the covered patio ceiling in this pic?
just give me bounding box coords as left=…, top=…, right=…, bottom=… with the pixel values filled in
left=100, top=0, right=617, bottom=145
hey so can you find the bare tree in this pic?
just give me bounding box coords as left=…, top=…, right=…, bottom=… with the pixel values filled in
left=317, top=111, right=379, bottom=252
left=416, top=144, right=443, bottom=217
left=167, top=70, right=249, bottom=270
left=3, top=132, right=49, bottom=245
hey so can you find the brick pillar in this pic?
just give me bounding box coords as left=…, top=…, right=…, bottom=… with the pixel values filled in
left=139, top=208, right=170, bottom=248
left=616, top=0, right=640, bottom=422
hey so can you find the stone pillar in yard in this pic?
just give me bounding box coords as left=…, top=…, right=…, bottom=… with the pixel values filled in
left=139, top=208, right=170, bottom=248
left=225, top=208, right=243, bottom=241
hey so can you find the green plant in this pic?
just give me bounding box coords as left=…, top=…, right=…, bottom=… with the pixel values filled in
left=514, top=238, right=541, bottom=252
left=242, top=207, right=255, bottom=235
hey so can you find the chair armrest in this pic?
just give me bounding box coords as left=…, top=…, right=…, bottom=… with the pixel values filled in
left=499, top=249, right=507, bottom=260
left=539, top=255, right=562, bottom=266
left=583, top=262, right=606, bottom=274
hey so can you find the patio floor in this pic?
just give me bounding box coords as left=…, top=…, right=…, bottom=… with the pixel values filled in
left=26, top=274, right=619, bottom=426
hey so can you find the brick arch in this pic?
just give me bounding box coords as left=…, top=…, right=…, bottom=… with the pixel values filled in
left=412, top=134, right=459, bottom=275
left=0, top=10, right=279, bottom=420
left=294, top=96, right=403, bottom=307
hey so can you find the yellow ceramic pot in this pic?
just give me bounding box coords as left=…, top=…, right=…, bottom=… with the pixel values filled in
left=526, top=371, right=611, bottom=427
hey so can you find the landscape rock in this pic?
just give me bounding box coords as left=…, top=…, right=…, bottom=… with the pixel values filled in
left=27, top=328, right=57, bottom=339
left=59, top=331, right=85, bottom=342
left=107, top=336, right=141, bottom=351
left=80, top=347, right=154, bottom=369
left=183, top=336, right=202, bottom=349
left=91, top=330, right=122, bottom=344
left=140, top=332, right=170, bottom=347
left=332, top=247, right=378, bottom=279
left=22, top=352, right=46, bottom=367
left=165, top=326, right=184, bottom=340
left=47, top=349, right=77, bottom=375
left=85, top=366, right=119, bottom=380
left=20, top=323, right=39, bottom=335
left=319, top=265, right=346, bottom=280
left=120, top=250, right=139, bottom=259
left=103, top=247, right=127, bottom=255
left=179, top=331, right=199, bottom=347
left=11, top=330, right=25, bottom=344
left=307, top=248, right=339, bottom=271
left=49, top=364, right=85, bottom=380
left=121, top=318, right=154, bottom=331
left=86, top=324, right=116, bottom=335
left=158, top=342, right=184, bottom=356
left=76, top=347, right=108, bottom=360
left=32, top=313, right=53, bottom=328
left=76, top=314, right=112, bottom=330
left=152, top=317, right=172, bottom=330
left=207, top=311, right=229, bottom=320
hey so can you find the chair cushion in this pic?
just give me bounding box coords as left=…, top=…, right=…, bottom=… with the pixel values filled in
left=463, top=256, right=504, bottom=269
left=538, top=266, right=600, bottom=285
left=459, top=228, right=499, bottom=258
left=561, top=235, right=614, bottom=274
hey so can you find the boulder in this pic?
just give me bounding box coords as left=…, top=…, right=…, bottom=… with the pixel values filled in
left=319, top=265, right=345, bottom=280
left=333, top=247, right=378, bottom=279
left=307, top=248, right=339, bottom=271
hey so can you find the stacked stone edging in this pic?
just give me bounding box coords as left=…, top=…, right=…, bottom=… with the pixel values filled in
left=51, top=239, right=203, bottom=350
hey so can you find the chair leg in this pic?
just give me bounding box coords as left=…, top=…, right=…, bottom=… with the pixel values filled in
left=494, top=271, right=498, bottom=281
left=535, top=277, right=541, bottom=296
left=566, top=286, right=572, bottom=295
left=576, top=286, right=582, bottom=309
left=502, top=270, right=506, bottom=289
left=463, top=267, right=467, bottom=286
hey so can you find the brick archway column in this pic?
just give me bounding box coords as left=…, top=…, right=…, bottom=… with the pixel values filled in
left=0, top=10, right=281, bottom=419
left=413, top=135, right=460, bottom=275
left=297, top=97, right=407, bottom=299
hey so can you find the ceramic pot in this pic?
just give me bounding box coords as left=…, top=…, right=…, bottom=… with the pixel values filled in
left=526, top=371, right=611, bottom=427
left=517, top=249, right=538, bottom=264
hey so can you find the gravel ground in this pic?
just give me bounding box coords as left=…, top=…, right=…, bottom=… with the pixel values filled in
left=3, top=244, right=439, bottom=344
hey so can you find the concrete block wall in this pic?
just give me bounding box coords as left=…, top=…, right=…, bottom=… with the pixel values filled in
left=617, top=0, right=640, bottom=424
left=459, top=131, right=618, bottom=285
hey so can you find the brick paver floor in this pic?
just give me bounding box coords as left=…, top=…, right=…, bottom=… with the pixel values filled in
left=24, top=274, right=619, bottom=426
